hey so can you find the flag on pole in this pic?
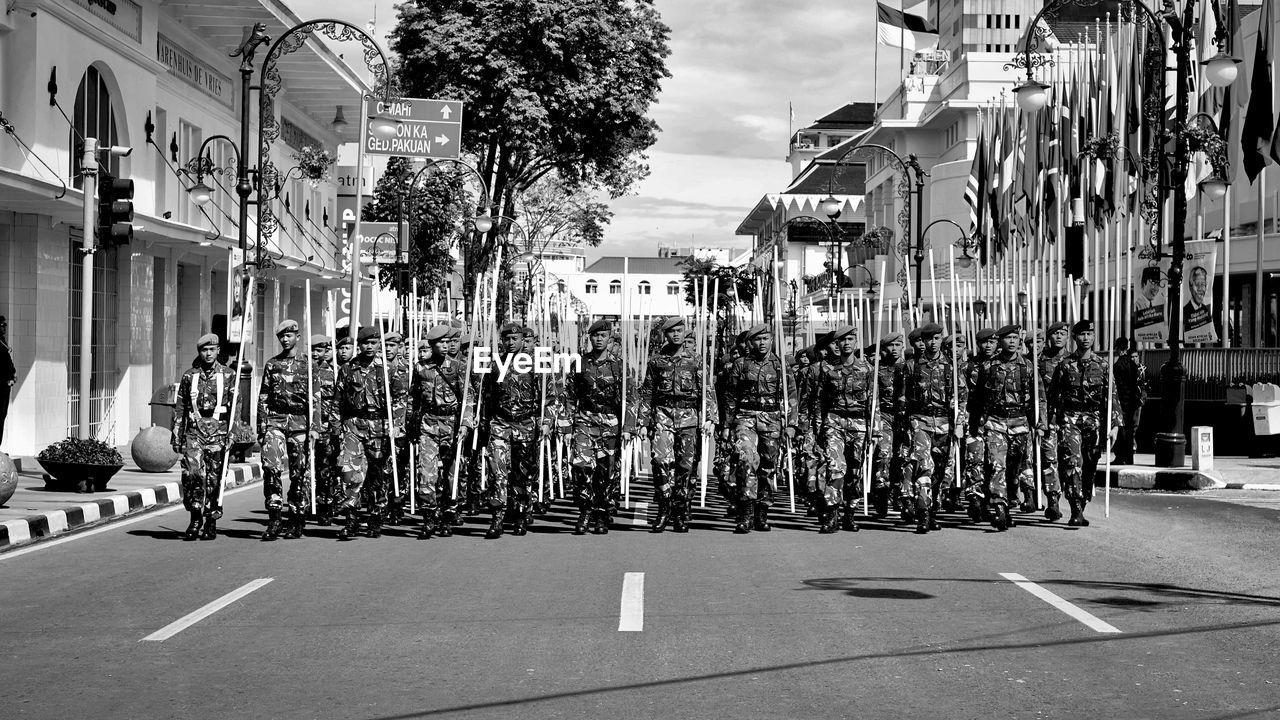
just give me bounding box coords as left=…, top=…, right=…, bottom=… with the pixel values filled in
left=1243, top=0, right=1274, bottom=181
left=876, top=1, right=938, bottom=52
left=964, top=111, right=985, bottom=237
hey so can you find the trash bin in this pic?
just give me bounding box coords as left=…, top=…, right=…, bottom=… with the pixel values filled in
left=149, top=382, right=179, bottom=430
left=1249, top=383, right=1280, bottom=436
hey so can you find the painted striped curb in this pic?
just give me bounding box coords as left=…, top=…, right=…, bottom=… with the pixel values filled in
left=1222, top=482, right=1280, bottom=491
left=0, top=462, right=261, bottom=551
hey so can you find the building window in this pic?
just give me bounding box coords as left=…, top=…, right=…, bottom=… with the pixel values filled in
left=609, top=280, right=622, bottom=294
left=638, top=281, right=651, bottom=295
left=667, top=281, right=681, bottom=295
left=178, top=120, right=202, bottom=226
left=70, top=65, right=122, bottom=189
left=585, top=280, right=598, bottom=294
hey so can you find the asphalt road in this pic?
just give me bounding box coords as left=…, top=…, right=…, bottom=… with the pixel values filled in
left=2, top=483, right=1278, bottom=720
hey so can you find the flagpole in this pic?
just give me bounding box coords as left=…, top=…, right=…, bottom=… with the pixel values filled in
left=1256, top=173, right=1265, bottom=346
left=1223, top=185, right=1232, bottom=347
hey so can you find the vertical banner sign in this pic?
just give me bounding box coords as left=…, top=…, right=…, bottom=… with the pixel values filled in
left=1131, top=255, right=1171, bottom=344
left=1182, top=239, right=1219, bottom=343
left=228, top=248, right=253, bottom=344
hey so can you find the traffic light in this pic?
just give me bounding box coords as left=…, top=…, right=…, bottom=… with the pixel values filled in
left=97, top=173, right=134, bottom=246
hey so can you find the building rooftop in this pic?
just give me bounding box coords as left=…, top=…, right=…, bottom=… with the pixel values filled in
left=807, top=102, right=878, bottom=130
left=582, top=256, right=689, bottom=274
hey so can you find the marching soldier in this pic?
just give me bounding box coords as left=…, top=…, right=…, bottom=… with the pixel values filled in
left=1036, top=321, right=1070, bottom=521
left=814, top=325, right=873, bottom=533
left=961, top=328, right=998, bottom=522
left=563, top=319, right=632, bottom=535
left=636, top=317, right=716, bottom=533
left=335, top=326, right=397, bottom=540
left=796, top=334, right=833, bottom=513
left=721, top=323, right=797, bottom=534
left=894, top=323, right=964, bottom=534
left=257, top=320, right=311, bottom=541
left=173, top=333, right=238, bottom=541
left=384, top=331, right=413, bottom=526
left=870, top=331, right=904, bottom=518
left=974, top=324, right=1038, bottom=531
left=310, top=335, right=340, bottom=526
left=479, top=323, right=549, bottom=538
left=1050, top=320, right=1122, bottom=527
left=907, top=327, right=925, bottom=360
left=410, top=324, right=466, bottom=538
left=336, top=334, right=354, bottom=366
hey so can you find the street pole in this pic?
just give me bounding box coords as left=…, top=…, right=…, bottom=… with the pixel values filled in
left=79, top=138, right=97, bottom=440
left=350, top=96, right=368, bottom=334
left=236, top=48, right=253, bottom=260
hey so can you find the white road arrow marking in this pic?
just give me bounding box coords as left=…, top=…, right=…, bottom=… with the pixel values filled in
left=1000, top=573, right=1121, bottom=633
left=435, top=135, right=450, bottom=146
left=619, top=572, right=644, bottom=632
left=141, top=578, right=274, bottom=642
left=440, top=105, right=452, bottom=119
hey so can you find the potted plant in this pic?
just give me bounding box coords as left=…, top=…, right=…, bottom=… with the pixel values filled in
left=37, top=438, right=125, bottom=493
left=291, top=145, right=336, bottom=187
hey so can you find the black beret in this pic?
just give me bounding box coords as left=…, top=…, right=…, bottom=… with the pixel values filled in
left=919, top=322, right=944, bottom=338
left=830, top=324, right=857, bottom=342
left=499, top=323, right=524, bottom=337
left=587, top=319, right=612, bottom=334
left=976, top=327, right=996, bottom=342
left=995, top=324, right=1021, bottom=338
left=1047, top=321, right=1069, bottom=334
left=357, top=326, right=379, bottom=343
left=659, top=317, right=685, bottom=332
left=1072, top=319, right=1095, bottom=334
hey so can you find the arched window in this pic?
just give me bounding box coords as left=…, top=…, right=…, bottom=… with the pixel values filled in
left=667, top=281, right=681, bottom=295
left=638, top=280, right=651, bottom=295
left=585, top=280, right=598, bottom=294
left=70, top=65, right=122, bottom=188
left=609, top=279, right=622, bottom=294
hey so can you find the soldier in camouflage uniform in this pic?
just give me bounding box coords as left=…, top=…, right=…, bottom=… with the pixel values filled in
left=795, top=335, right=831, bottom=512
left=973, top=324, right=1038, bottom=531
left=410, top=324, right=466, bottom=538
left=257, top=320, right=311, bottom=541
left=457, top=334, right=484, bottom=518
left=813, top=325, right=873, bottom=533
left=173, top=333, right=237, bottom=541
left=310, top=335, right=340, bottom=526
left=336, top=333, right=354, bottom=365
left=334, top=326, right=398, bottom=540
left=1050, top=320, right=1122, bottom=527
left=479, top=323, right=550, bottom=538
left=961, top=328, right=998, bottom=522
left=1035, top=321, right=1070, bottom=521
left=907, top=327, right=925, bottom=360
left=894, top=322, right=964, bottom=534
left=870, top=331, right=904, bottom=518
left=637, top=317, right=716, bottom=533
left=383, top=331, right=412, bottom=526
left=562, top=319, right=632, bottom=535
left=721, top=323, right=797, bottom=534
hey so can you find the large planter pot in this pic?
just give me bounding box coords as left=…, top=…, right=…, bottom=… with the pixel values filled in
left=131, top=426, right=179, bottom=472
left=0, top=452, right=17, bottom=506
left=37, top=459, right=124, bottom=493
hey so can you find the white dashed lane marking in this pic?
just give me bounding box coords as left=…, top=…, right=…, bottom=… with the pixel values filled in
left=1000, top=572, right=1121, bottom=634
left=141, top=578, right=274, bottom=642
left=619, top=572, right=644, bottom=632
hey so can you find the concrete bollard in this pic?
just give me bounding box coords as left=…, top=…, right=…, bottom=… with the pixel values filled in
left=1191, top=426, right=1214, bottom=473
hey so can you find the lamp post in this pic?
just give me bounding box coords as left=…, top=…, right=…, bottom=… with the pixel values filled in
left=1010, top=0, right=1237, bottom=468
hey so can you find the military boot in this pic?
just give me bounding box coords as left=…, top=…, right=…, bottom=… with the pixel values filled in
left=733, top=500, right=752, bottom=534
left=593, top=508, right=610, bottom=535
left=437, top=510, right=455, bottom=537
left=872, top=485, right=890, bottom=518
left=511, top=507, right=528, bottom=536
left=573, top=507, right=591, bottom=535
left=1044, top=492, right=1063, bottom=522
left=928, top=506, right=941, bottom=532
left=183, top=510, right=202, bottom=541
left=367, top=511, right=383, bottom=538
left=966, top=496, right=984, bottom=524
left=198, top=513, right=218, bottom=541
left=317, top=504, right=334, bottom=526
left=281, top=511, right=303, bottom=540
left=671, top=501, right=690, bottom=533
left=1066, top=496, right=1084, bottom=526
left=915, top=498, right=930, bottom=534
left=841, top=506, right=859, bottom=532
left=818, top=506, right=839, bottom=534
left=753, top=501, right=772, bottom=532
left=1077, top=498, right=1091, bottom=526
left=337, top=510, right=359, bottom=540
left=990, top=501, right=1011, bottom=531
left=262, top=508, right=282, bottom=541
left=485, top=509, right=506, bottom=539
left=651, top=500, right=670, bottom=533
left=419, top=509, right=438, bottom=540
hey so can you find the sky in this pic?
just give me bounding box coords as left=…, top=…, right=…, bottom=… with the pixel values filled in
left=302, top=0, right=887, bottom=261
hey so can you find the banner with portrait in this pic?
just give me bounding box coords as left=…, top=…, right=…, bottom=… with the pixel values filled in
left=1181, top=240, right=1218, bottom=344
left=1131, top=254, right=1171, bottom=343
left=227, top=248, right=254, bottom=344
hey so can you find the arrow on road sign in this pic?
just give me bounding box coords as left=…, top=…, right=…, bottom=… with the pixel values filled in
left=440, top=105, right=452, bottom=119
left=435, top=135, right=449, bottom=145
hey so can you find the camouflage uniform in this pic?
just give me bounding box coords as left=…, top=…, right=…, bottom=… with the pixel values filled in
left=960, top=355, right=989, bottom=506
left=479, top=353, right=544, bottom=525
left=174, top=361, right=237, bottom=521
left=410, top=355, right=466, bottom=518
left=386, top=354, right=412, bottom=520
left=974, top=351, right=1037, bottom=523
left=1036, top=346, right=1069, bottom=501
left=1051, top=350, right=1122, bottom=515
left=722, top=351, right=797, bottom=510
left=335, top=354, right=396, bottom=529
left=313, top=361, right=339, bottom=518
left=258, top=349, right=312, bottom=517
left=563, top=348, right=631, bottom=528
left=816, top=354, right=874, bottom=525
left=894, top=352, right=964, bottom=520
left=637, top=344, right=716, bottom=530
left=871, top=359, right=899, bottom=513
left=796, top=355, right=827, bottom=506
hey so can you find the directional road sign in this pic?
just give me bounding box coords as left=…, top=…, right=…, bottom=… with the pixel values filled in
left=364, top=97, right=463, bottom=160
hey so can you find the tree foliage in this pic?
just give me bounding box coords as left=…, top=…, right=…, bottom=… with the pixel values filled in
left=514, top=173, right=613, bottom=251
left=363, top=157, right=470, bottom=297
left=678, top=257, right=761, bottom=311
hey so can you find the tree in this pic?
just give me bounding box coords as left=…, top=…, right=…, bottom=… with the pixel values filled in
left=514, top=173, right=613, bottom=252
left=390, top=0, right=671, bottom=299
left=678, top=257, right=761, bottom=311
left=363, top=157, right=470, bottom=298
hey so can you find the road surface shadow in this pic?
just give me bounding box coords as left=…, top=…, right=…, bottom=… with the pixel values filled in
left=798, top=578, right=936, bottom=600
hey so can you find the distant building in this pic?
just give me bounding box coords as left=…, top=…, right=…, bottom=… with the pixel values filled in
left=570, top=250, right=750, bottom=321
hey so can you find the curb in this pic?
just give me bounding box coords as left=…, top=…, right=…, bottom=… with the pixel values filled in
left=0, top=462, right=261, bottom=552
left=1222, top=482, right=1280, bottom=491
left=1100, top=466, right=1226, bottom=491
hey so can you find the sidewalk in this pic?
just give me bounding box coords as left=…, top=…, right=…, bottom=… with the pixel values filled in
left=0, top=452, right=260, bottom=552
left=1102, top=453, right=1280, bottom=491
